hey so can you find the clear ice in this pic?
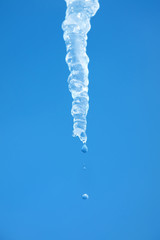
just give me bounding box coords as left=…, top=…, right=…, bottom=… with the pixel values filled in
left=62, top=0, right=100, bottom=144
left=82, top=193, right=89, bottom=200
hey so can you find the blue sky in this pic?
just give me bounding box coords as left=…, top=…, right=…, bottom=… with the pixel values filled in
left=0, top=0, right=160, bottom=239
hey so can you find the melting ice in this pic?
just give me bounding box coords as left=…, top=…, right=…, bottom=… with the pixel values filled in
left=62, top=0, right=100, bottom=144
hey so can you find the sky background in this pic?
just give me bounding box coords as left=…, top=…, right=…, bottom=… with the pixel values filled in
left=0, top=0, right=160, bottom=239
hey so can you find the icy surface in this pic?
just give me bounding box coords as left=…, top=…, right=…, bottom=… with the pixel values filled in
left=62, top=0, right=100, bottom=143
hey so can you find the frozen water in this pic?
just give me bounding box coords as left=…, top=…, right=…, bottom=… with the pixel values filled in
left=82, top=193, right=89, bottom=200
left=62, top=0, right=100, bottom=143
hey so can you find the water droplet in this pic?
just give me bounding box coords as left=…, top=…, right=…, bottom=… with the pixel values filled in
left=81, top=144, right=88, bottom=153
left=82, top=193, right=89, bottom=200
left=83, top=165, right=87, bottom=170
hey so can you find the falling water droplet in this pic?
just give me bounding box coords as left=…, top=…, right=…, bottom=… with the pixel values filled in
left=83, top=165, right=87, bottom=170
left=82, top=194, right=89, bottom=200
left=81, top=144, right=88, bottom=153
